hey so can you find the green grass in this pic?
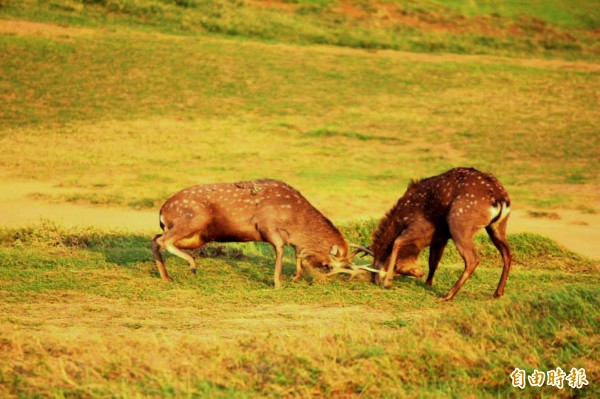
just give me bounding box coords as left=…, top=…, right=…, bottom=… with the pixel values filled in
left=433, top=0, right=599, bottom=28
left=0, top=222, right=597, bottom=397
left=1, top=0, right=598, bottom=59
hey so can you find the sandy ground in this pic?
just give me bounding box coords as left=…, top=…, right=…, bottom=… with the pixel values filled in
left=1, top=181, right=598, bottom=259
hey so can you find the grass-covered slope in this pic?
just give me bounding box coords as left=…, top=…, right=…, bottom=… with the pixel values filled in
left=1, top=0, right=598, bottom=59
left=0, top=222, right=597, bottom=397
left=0, top=19, right=598, bottom=218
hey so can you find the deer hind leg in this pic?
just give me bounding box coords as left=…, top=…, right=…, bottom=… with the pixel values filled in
left=486, top=215, right=513, bottom=298
left=292, top=255, right=304, bottom=283
left=443, top=225, right=480, bottom=301
left=426, top=239, right=448, bottom=286
left=154, top=225, right=202, bottom=279
left=152, top=234, right=172, bottom=281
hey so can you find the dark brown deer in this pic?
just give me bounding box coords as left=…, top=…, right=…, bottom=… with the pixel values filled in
left=366, top=167, right=512, bottom=300
left=151, top=179, right=349, bottom=288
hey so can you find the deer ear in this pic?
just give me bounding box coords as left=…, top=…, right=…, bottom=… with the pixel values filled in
left=329, top=245, right=339, bottom=256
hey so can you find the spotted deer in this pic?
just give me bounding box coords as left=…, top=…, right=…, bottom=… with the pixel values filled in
left=151, top=179, right=349, bottom=287
left=366, top=167, right=512, bottom=300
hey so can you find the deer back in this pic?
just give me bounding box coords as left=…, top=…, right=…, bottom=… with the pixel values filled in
left=159, top=179, right=347, bottom=256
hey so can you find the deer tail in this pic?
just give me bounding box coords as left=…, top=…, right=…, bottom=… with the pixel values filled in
left=490, top=200, right=511, bottom=224
left=159, top=210, right=166, bottom=232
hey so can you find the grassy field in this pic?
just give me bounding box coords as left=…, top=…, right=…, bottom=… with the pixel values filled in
left=0, top=17, right=598, bottom=217
left=0, top=222, right=598, bottom=397
left=0, top=0, right=599, bottom=397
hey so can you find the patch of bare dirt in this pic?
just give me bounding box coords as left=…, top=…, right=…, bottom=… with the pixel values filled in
left=0, top=181, right=156, bottom=232
left=509, top=209, right=600, bottom=259
left=0, top=19, right=94, bottom=39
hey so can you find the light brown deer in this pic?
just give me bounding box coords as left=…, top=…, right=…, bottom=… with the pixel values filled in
left=151, top=179, right=349, bottom=288
left=362, top=167, right=512, bottom=300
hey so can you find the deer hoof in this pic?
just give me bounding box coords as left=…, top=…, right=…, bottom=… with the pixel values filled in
left=373, top=274, right=383, bottom=285
left=190, top=268, right=197, bottom=276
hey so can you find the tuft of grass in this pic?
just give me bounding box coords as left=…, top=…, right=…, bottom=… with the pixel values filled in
left=305, top=127, right=396, bottom=142
left=0, top=219, right=149, bottom=249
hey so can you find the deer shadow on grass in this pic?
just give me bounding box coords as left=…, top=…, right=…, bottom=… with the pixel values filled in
left=87, top=233, right=459, bottom=292
left=191, top=242, right=293, bottom=286
left=161, top=243, right=334, bottom=287
left=80, top=233, right=267, bottom=277
left=98, top=238, right=294, bottom=286
left=90, top=233, right=363, bottom=287
left=60, top=231, right=151, bottom=268
left=412, top=277, right=447, bottom=297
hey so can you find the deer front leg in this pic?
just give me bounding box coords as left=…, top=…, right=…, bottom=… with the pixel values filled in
left=426, top=239, right=448, bottom=286
left=273, top=245, right=285, bottom=288
left=381, top=231, right=416, bottom=289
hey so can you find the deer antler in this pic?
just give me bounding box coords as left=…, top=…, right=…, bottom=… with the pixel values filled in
left=346, top=244, right=374, bottom=261
left=328, top=264, right=386, bottom=280
left=354, top=264, right=385, bottom=275
left=328, top=267, right=369, bottom=280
